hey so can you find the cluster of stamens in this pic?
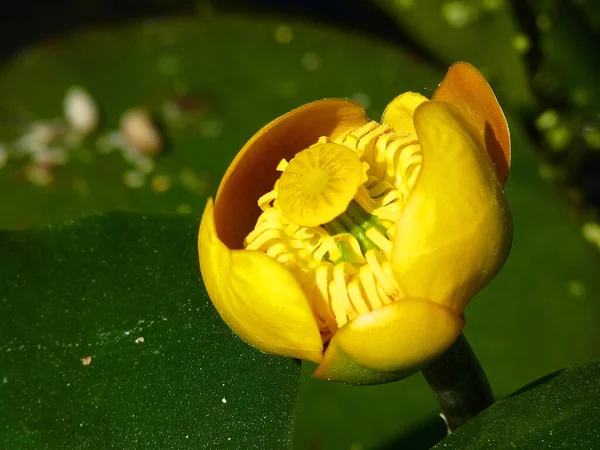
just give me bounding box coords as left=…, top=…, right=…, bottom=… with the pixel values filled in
left=244, top=121, right=422, bottom=341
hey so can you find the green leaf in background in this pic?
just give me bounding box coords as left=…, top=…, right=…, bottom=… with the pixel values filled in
left=527, top=0, right=600, bottom=113
left=432, top=361, right=600, bottom=449
left=371, top=0, right=534, bottom=112
left=1, top=13, right=599, bottom=450
left=0, top=212, right=301, bottom=449
left=0, top=15, right=438, bottom=229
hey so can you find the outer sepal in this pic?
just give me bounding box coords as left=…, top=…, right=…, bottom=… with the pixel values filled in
left=199, top=199, right=323, bottom=363
left=433, top=62, right=511, bottom=186
left=313, top=298, right=465, bottom=385
left=392, top=101, right=513, bottom=314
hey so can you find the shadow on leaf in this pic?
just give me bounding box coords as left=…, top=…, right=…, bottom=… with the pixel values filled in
left=377, top=415, right=447, bottom=450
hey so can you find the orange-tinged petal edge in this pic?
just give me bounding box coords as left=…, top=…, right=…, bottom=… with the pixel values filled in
left=214, top=99, right=368, bottom=249
left=199, top=198, right=323, bottom=363
left=433, top=62, right=511, bottom=186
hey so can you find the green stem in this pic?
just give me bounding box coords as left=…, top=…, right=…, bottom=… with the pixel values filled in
left=421, top=333, right=494, bottom=433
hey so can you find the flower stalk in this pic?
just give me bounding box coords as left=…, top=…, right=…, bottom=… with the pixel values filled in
left=422, top=333, right=494, bottom=432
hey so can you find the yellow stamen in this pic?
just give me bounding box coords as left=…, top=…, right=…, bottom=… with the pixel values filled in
left=243, top=120, right=422, bottom=340
left=277, top=143, right=363, bottom=227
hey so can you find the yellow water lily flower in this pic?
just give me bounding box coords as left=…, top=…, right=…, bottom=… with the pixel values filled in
left=198, top=62, right=512, bottom=385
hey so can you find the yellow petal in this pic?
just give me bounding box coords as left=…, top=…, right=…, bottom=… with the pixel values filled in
left=381, top=91, right=429, bottom=135
left=391, top=101, right=513, bottom=314
left=199, top=198, right=323, bottom=363
left=433, top=62, right=511, bottom=186
left=313, top=298, right=464, bottom=385
left=214, top=99, right=368, bottom=249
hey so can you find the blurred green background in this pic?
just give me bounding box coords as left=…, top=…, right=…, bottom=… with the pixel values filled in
left=1, top=0, right=600, bottom=449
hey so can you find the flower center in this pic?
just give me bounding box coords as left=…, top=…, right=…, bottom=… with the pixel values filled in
left=277, top=143, right=364, bottom=228
left=243, top=121, right=422, bottom=341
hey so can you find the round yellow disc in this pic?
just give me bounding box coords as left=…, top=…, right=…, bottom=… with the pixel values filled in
left=277, top=143, right=363, bottom=227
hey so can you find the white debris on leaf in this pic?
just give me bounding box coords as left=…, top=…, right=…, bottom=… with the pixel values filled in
left=63, top=86, right=100, bottom=136
left=120, top=107, right=163, bottom=156
left=15, top=121, right=64, bottom=156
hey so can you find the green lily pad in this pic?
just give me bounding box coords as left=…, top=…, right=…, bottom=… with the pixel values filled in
left=432, top=361, right=600, bottom=449
left=0, top=212, right=301, bottom=449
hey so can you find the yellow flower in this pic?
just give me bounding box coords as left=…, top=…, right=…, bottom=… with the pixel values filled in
left=198, top=62, right=512, bottom=385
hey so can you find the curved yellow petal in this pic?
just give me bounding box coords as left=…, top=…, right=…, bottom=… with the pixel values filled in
left=391, top=101, right=513, bottom=314
left=214, top=99, right=368, bottom=249
left=381, top=91, right=429, bottom=135
left=313, top=298, right=464, bottom=385
left=199, top=198, right=323, bottom=363
left=433, top=62, right=511, bottom=186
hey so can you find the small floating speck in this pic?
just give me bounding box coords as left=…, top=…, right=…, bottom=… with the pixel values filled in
left=583, top=126, right=600, bottom=149
left=135, top=336, right=145, bottom=344
left=481, top=0, right=503, bottom=10
left=352, top=92, right=371, bottom=110
left=200, top=119, right=224, bottom=138
left=545, top=126, right=572, bottom=151
left=221, top=397, right=227, bottom=404
left=180, top=167, right=208, bottom=194
left=582, top=222, right=600, bottom=248
left=0, top=143, right=7, bottom=168
left=81, top=356, right=93, bottom=366
left=177, top=204, right=193, bottom=214
left=274, top=25, right=294, bottom=44
left=537, top=162, right=559, bottom=182
left=173, top=79, right=190, bottom=96
left=276, top=80, right=298, bottom=99
left=571, top=88, right=591, bottom=107
left=2, top=377, right=7, bottom=384
left=152, top=174, right=171, bottom=193
left=394, top=0, right=414, bottom=9
left=536, top=14, right=551, bottom=31
left=441, top=1, right=480, bottom=28
left=24, top=163, right=54, bottom=186
left=72, top=177, right=90, bottom=196
left=301, top=52, right=321, bottom=72
left=156, top=54, right=181, bottom=76
left=566, top=280, right=586, bottom=299
left=123, top=170, right=146, bottom=189
left=512, top=33, right=531, bottom=54
left=535, top=110, right=559, bottom=131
